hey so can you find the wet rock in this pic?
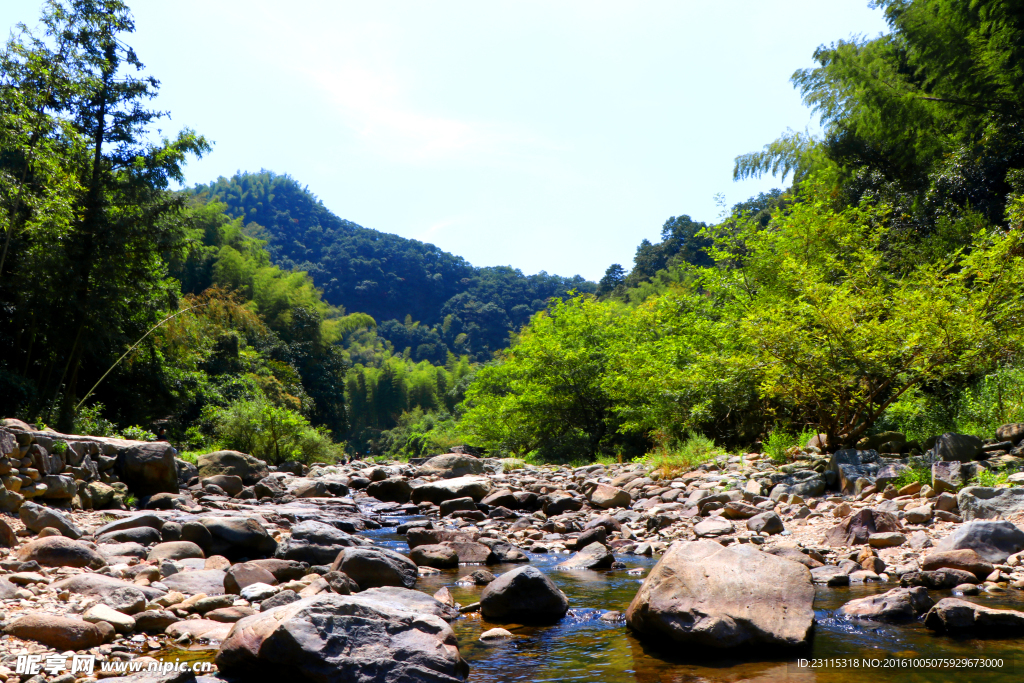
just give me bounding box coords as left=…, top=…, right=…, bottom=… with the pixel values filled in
left=626, top=540, right=814, bottom=648
left=811, top=565, right=851, bottom=586
left=957, top=487, right=1024, bottom=521
left=215, top=593, right=469, bottom=682
left=3, top=613, right=105, bottom=650
left=480, top=627, right=513, bottom=642
left=924, top=597, right=1024, bottom=633
left=274, top=520, right=362, bottom=565
left=557, top=542, right=614, bottom=570
left=16, top=536, right=106, bottom=569
left=331, top=546, right=418, bottom=589
left=825, top=509, right=900, bottom=546
left=480, top=566, right=569, bottom=625
left=838, top=586, right=934, bottom=621
left=442, top=540, right=494, bottom=564
left=197, top=450, right=269, bottom=485
left=934, top=520, right=1024, bottom=563
left=18, top=501, right=82, bottom=538
left=411, top=476, right=491, bottom=504
left=900, top=568, right=978, bottom=589
left=410, top=544, right=459, bottom=569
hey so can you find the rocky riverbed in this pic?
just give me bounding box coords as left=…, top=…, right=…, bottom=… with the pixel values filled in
left=0, top=420, right=1023, bottom=682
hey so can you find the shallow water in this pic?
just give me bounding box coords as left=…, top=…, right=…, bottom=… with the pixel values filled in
left=369, top=517, right=1024, bottom=683
left=155, top=516, right=1024, bottom=682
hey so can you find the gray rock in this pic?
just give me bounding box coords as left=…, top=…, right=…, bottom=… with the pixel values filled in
left=100, top=586, right=148, bottom=615
left=274, top=520, right=362, bottom=565
left=747, top=512, right=784, bottom=535
left=557, top=542, right=614, bottom=570
left=825, top=509, right=900, bottom=546
left=148, top=541, right=204, bottom=562
left=957, top=486, right=1024, bottom=521
left=934, top=520, right=1024, bottom=563
left=331, top=547, right=418, bottom=589
left=838, top=586, right=934, bottom=621
left=411, top=476, right=492, bottom=504
left=418, top=453, right=484, bottom=478
left=19, top=501, right=82, bottom=538
left=626, top=540, right=814, bottom=648
left=259, top=590, right=302, bottom=611
left=934, top=433, right=982, bottom=462
left=116, top=442, right=179, bottom=496
left=161, top=569, right=228, bottom=596
left=480, top=566, right=569, bottom=625
left=197, top=450, right=269, bottom=485
left=996, top=423, right=1024, bottom=445
left=52, top=573, right=165, bottom=600
left=829, top=450, right=879, bottom=493
left=95, top=513, right=165, bottom=536
left=366, top=477, right=413, bottom=503
left=201, top=475, right=244, bottom=496
left=16, top=536, right=106, bottom=569
left=214, top=593, right=469, bottom=682
left=900, top=568, right=978, bottom=589
left=358, top=586, right=460, bottom=621
left=409, top=544, right=459, bottom=568
left=41, top=474, right=77, bottom=499
left=3, top=613, right=104, bottom=651
left=97, top=526, right=162, bottom=545
left=693, top=518, right=734, bottom=538
left=200, top=516, right=277, bottom=559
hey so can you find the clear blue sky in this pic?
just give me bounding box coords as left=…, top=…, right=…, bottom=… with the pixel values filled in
left=2, top=1, right=889, bottom=281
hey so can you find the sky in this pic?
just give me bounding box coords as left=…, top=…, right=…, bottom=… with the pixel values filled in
left=1, top=1, right=890, bottom=281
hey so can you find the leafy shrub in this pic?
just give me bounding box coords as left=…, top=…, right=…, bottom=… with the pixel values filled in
left=73, top=403, right=119, bottom=437
left=892, top=466, right=932, bottom=490
left=119, top=425, right=157, bottom=442
left=51, top=440, right=68, bottom=455
left=211, top=397, right=342, bottom=465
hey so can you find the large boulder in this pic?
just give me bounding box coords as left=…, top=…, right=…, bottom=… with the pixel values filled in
left=331, top=547, right=418, bottom=589
left=94, top=513, right=165, bottom=536
left=587, top=484, right=631, bottom=509
left=200, top=516, right=277, bottom=559
left=215, top=593, right=469, bottom=682
left=996, top=423, right=1024, bottom=445
left=366, top=477, right=413, bottom=503
left=148, top=541, right=205, bottom=562
left=837, top=586, right=933, bottom=621
left=825, top=509, right=900, bottom=546
left=934, top=433, right=982, bottom=462
left=480, top=566, right=569, bottom=625
left=41, top=474, right=77, bottom=499
left=116, top=442, right=179, bottom=496
left=357, top=586, right=460, bottom=621
left=197, top=451, right=269, bottom=485
left=409, top=544, right=459, bottom=569
left=4, top=614, right=105, bottom=651
left=274, top=520, right=362, bottom=565
left=411, top=476, right=491, bottom=504
left=418, top=453, right=484, bottom=478
left=625, top=540, right=814, bottom=648
left=202, top=475, right=244, bottom=497
left=933, top=520, right=1024, bottom=563
left=19, top=501, right=82, bottom=538
left=957, top=486, right=1024, bottom=520
left=924, top=597, right=1024, bottom=633
left=17, top=536, right=106, bottom=569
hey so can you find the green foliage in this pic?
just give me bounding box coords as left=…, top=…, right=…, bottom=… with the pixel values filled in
left=123, top=494, right=137, bottom=509
left=72, top=403, right=119, bottom=438
left=119, top=426, right=157, bottom=442
left=973, top=467, right=1006, bottom=489
left=764, top=430, right=799, bottom=464
left=892, top=466, right=932, bottom=490
left=192, top=171, right=596, bottom=363
left=50, top=440, right=67, bottom=455
left=209, top=397, right=341, bottom=465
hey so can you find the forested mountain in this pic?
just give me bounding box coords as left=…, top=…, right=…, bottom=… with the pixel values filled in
left=192, top=172, right=596, bottom=363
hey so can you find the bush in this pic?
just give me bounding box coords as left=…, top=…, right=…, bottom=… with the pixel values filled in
left=72, top=403, right=119, bottom=437
left=119, top=425, right=157, bottom=442
left=764, top=428, right=817, bottom=463
left=892, top=466, right=932, bottom=490
left=211, top=397, right=342, bottom=465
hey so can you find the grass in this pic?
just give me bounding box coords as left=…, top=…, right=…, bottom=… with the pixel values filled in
left=764, top=427, right=820, bottom=463
left=646, top=432, right=725, bottom=477
left=175, top=450, right=202, bottom=465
